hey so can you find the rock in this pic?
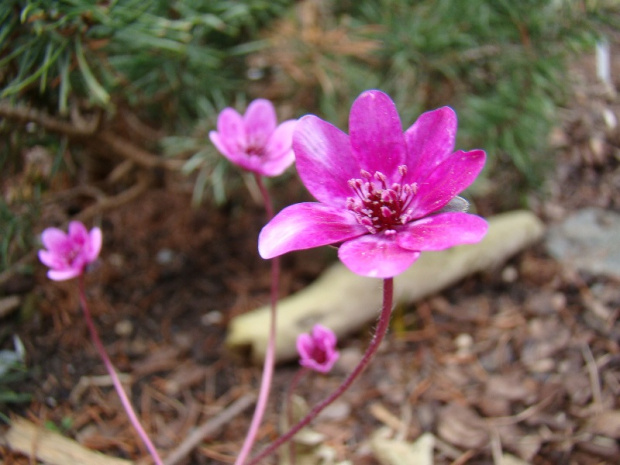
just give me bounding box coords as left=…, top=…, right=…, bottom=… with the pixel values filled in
left=227, top=210, right=545, bottom=364
left=545, top=207, right=620, bottom=278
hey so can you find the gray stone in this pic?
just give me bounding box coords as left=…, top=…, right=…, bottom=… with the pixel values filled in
left=546, top=208, right=620, bottom=278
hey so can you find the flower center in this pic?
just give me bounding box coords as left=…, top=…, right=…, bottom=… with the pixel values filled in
left=311, top=346, right=328, bottom=364
left=62, top=236, right=86, bottom=268
left=346, top=165, right=417, bottom=235
left=245, top=143, right=265, bottom=157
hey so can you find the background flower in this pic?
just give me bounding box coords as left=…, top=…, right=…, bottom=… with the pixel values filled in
left=259, top=90, right=488, bottom=278
left=209, top=99, right=297, bottom=177
left=38, top=221, right=102, bottom=281
left=297, top=324, right=339, bottom=373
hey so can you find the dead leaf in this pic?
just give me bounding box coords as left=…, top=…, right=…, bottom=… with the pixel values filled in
left=371, top=428, right=434, bottom=465
left=437, top=404, right=489, bottom=449
left=586, top=410, right=620, bottom=438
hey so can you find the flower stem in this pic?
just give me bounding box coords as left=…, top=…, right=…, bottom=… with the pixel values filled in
left=234, top=175, right=280, bottom=465
left=78, top=276, right=164, bottom=465
left=247, top=278, right=395, bottom=465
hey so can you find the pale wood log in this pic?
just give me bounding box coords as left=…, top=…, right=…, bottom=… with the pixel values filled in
left=2, top=417, right=133, bottom=465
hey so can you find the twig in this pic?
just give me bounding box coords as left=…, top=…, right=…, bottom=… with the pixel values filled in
left=96, top=131, right=183, bottom=170
left=581, top=343, right=603, bottom=411
left=486, top=393, right=557, bottom=427
left=0, top=100, right=182, bottom=170
left=0, top=100, right=98, bottom=137
left=76, top=173, right=151, bottom=222
left=490, top=430, right=502, bottom=465
left=163, top=393, right=256, bottom=465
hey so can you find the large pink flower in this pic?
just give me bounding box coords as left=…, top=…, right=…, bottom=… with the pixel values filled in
left=38, top=221, right=102, bottom=281
left=209, top=99, right=297, bottom=177
left=259, top=90, right=488, bottom=278
left=297, top=324, right=340, bottom=374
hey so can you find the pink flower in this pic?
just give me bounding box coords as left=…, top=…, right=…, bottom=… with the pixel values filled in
left=38, top=221, right=102, bottom=281
left=209, top=99, right=297, bottom=177
left=297, top=324, right=339, bottom=374
left=259, top=90, right=488, bottom=278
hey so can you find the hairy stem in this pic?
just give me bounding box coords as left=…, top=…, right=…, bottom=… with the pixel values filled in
left=78, top=276, right=164, bottom=465
left=234, top=175, right=280, bottom=465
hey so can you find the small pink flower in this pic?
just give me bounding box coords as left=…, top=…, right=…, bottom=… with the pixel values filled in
left=259, top=90, right=488, bottom=278
left=209, top=99, right=297, bottom=177
left=38, top=221, right=102, bottom=281
left=297, top=324, right=340, bottom=374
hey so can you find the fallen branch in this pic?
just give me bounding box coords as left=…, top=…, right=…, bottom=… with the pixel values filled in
left=0, top=100, right=182, bottom=170
left=0, top=100, right=98, bottom=137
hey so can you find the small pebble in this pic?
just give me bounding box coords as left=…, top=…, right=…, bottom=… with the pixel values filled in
left=502, top=266, right=519, bottom=283
left=115, top=319, right=133, bottom=338
left=156, top=248, right=175, bottom=265
left=455, top=333, right=473, bottom=353
left=201, top=311, right=223, bottom=325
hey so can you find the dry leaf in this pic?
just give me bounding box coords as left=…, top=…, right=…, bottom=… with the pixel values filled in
left=437, top=404, right=489, bottom=449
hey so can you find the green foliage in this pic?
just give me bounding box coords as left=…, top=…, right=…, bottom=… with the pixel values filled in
left=0, top=0, right=292, bottom=121
left=177, top=0, right=615, bottom=204
left=327, top=0, right=611, bottom=188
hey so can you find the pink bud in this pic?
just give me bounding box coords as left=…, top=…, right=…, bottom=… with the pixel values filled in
left=296, top=324, right=339, bottom=374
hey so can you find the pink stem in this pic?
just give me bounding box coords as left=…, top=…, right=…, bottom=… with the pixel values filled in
left=234, top=175, right=280, bottom=465
left=247, top=278, right=395, bottom=465
left=78, top=276, right=164, bottom=465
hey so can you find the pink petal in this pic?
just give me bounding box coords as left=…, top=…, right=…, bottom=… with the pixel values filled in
left=404, top=107, right=457, bottom=182
left=214, top=108, right=245, bottom=156
left=349, top=90, right=407, bottom=178
left=258, top=203, right=365, bottom=259
left=265, top=119, right=297, bottom=160
left=259, top=151, right=295, bottom=177
left=41, top=227, right=68, bottom=252
left=209, top=131, right=233, bottom=158
left=244, top=99, right=277, bottom=148
left=210, top=130, right=256, bottom=172
left=296, top=333, right=313, bottom=359
left=48, top=268, right=81, bottom=281
left=68, top=221, right=88, bottom=241
left=397, top=212, right=489, bottom=251
left=294, top=116, right=360, bottom=206
left=312, top=324, right=337, bottom=347
left=411, top=149, right=486, bottom=217
left=259, top=119, right=297, bottom=176
left=86, top=227, right=103, bottom=262
left=38, top=249, right=63, bottom=269
left=338, top=235, right=421, bottom=278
